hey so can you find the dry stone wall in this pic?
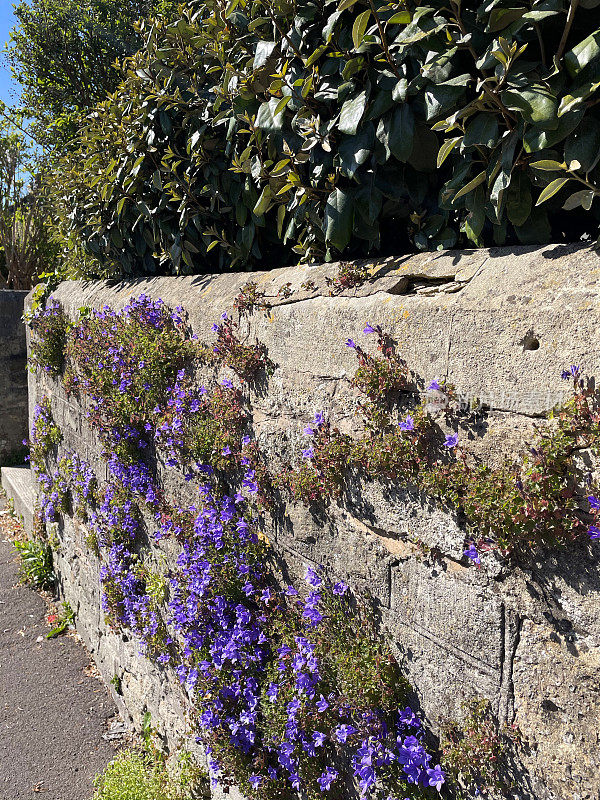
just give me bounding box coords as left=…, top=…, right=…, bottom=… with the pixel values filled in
left=28, top=243, right=600, bottom=800
left=0, top=290, right=28, bottom=464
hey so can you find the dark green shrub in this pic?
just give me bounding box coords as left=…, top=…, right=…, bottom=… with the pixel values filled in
left=52, top=0, right=600, bottom=278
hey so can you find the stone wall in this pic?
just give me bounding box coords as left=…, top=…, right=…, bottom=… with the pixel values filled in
left=28, top=243, right=600, bottom=800
left=0, top=290, right=28, bottom=464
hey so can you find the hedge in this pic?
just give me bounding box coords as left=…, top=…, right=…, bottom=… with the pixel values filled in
left=51, top=0, right=600, bottom=277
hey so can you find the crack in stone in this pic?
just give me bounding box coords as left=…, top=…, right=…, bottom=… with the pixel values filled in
left=498, top=609, right=522, bottom=726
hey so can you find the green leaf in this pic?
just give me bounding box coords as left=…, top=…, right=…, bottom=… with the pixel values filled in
left=388, top=104, right=414, bottom=162
left=437, top=136, right=462, bottom=168
left=277, top=204, right=286, bottom=237
left=565, top=29, right=600, bottom=78
left=558, top=80, right=600, bottom=116
left=338, top=0, right=359, bottom=11
left=305, top=44, right=328, bottom=67
left=535, top=177, right=570, bottom=206
left=453, top=170, right=487, bottom=202
left=253, top=186, right=273, bottom=216
left=462, top=113, right=499, bottom=148
left=564, top=117, right=600, bottom=171
left=487, top=7, right=526, bottom=31
left=529, top=159, right=566, bottom=171
left=352, top=10, right=371, bottom=49
left=324, top=188, right=354, bottom=251
left=338, top=91, right=367, bottom=135
left=388, top=11, right=411, bottom=24
left=273, top=95, right=292, bottom=117
left=502, top=85, right=557, bottom=126
left=338, top=126, right=374, bottom=178
left=506, top=171, right=532, bottom=226
left=562, top=189, right=595, bottom=211
left=256, top=98, right=284, bottom=131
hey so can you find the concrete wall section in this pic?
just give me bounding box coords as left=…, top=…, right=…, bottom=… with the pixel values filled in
left=28, top=244, right=600, bottom=800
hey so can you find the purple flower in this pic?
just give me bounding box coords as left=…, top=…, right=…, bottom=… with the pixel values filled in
left=248, top=775, right=262, bottom=788
left=222, top=445, right=232, bottom=456
left=589, top=526, right=600, bottom=540
left=221, top=378, right=234, bottom=389
left=588, top=495, right=600, bottom=510
left=399, top=415, right=414, bottom=432
left=313, top=411, right=325, bottom=427
left=316, top=695, right=329, bottom=713
left=317, top=768, right=338, bottom=791
left=302, top=446, right=315, bottom=460
left=561, top=365, right=581, bottom=380
left=221, top=312, right=228, bottom=320
left=305, top=567, right=322, bottom=588
left=427, top=378, right=441, bottom=391
left=363, top=324, right=378, bottom=334
left=334, top=724, right=357, bottom=743
left=242, top=435, right=251, bottom=445
left=332, top=581, right=347, bottom=596
left=444, top=433, right=458, bottom=448
left=312, top=730, right=327, bottom=747
left=463, top=543, right=480, bottom=565
left=345, top=338, right=357, bottom=349
left=211, top=323, right=219, bottom=332
left=426, top=764, right=445, bottom=791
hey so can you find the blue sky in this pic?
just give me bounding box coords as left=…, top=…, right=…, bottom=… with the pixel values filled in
left=0, top=3, right=19, bottom=108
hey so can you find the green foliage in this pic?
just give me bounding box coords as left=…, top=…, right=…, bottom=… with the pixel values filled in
left=441, top=699, right=520, bottom=798
left=46, top=601, right=75, bottom=638
left=51, top=0, right=600, bottom=279
left=92, top=748, right=207, bottom=800
left=14, top=537, right=55, bottom=589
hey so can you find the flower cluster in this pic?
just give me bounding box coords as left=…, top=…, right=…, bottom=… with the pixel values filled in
left=63, top=294, right=194, bottom=458
left=100, top=544, right=171, bottom=660
left=27, top=298, right=70, bottom=375
left=28, top=295, right=445, bottom=799
left=277, top=413, right=353, bottom=505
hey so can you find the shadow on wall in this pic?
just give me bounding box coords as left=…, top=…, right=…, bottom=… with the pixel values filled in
left=0, top=291, right=29, bottom=465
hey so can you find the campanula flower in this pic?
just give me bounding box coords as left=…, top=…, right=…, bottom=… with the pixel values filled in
left=464, top=543, right=480, bottom=565
left=588, top=495, right=599, bottom=510
left=561, top=365, right=580, bottom=380
left=345, top=338, right=357, bottom=349
left=305, top=567, right=322, bottom=588
left=399, top=415, right=414, bottom=432
left=426, top=764, right=445, bottom=791
left=318, top=768, right=338, bottom=791
left=316, top=695, right=329, bottom=713
left=334, top=724, right=357, bottom=743
left=444, top=433, right=458, bottom=448
left=589, top=526, right=600, bottom=540
left=428, top=378, right=441, bottom=391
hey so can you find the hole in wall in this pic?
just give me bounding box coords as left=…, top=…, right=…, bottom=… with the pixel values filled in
left=520, top=330, right=540, bottom=352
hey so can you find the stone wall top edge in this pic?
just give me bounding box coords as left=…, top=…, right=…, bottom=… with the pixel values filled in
left=32, top=241, right=599, bottom=317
